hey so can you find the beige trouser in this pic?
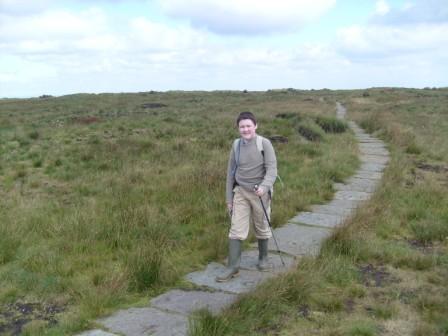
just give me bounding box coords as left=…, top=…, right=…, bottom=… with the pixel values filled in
left=229, top=186, right=272, bottom=240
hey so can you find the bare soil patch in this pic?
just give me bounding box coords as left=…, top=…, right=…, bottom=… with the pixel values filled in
left=0, top=301, right=65, bottom=335
left=73, top=116, right=100, bottom=124
left=358, top=264, right=400, bottom=287
left=140, top=103, right=168, bottom=109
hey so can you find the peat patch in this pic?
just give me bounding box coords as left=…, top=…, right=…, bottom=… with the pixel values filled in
left=141, top=103, right=168, bottom=109
left=72, top=116, right=100, bottom=124
left=0, top=301, right=65, bottom=335
left=358, top=264, right=399, bottom=287
left=268, top=135, right=288, bottom=143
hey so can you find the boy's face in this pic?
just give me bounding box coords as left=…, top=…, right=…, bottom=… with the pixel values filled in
left=238, top=118, right=257, bottom=140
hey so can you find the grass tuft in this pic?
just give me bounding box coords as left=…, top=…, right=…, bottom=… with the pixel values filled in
left=315, top=115, right=348, bottom=133
left=297, top=119, right=325, bottom=142
left=409, top=219, right=448, bottom=244
left=344, top=320, right=378, bottom=336
left=188, top=310, right=229, bottom=336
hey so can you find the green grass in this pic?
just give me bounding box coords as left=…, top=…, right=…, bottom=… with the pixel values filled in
left=0, top=90, right=357, bottom=334
left=189, top=88, right=448, bottom=336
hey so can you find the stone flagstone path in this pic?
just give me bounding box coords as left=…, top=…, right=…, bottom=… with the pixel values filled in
left=78, top=102, right=390, bottom=336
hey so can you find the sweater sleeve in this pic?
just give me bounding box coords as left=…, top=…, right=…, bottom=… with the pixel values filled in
left=226, top=144, right=236, bottom=204
left=260, top=138, right=277, bottom=191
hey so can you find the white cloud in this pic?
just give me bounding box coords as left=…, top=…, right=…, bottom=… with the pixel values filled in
left=128, top=17, right=208, bottom=51
left=0, top=0, right=53, bottom=15
left=375, top=0, right=390, bottom=16
left=337, top=23, right=448, bottom=58
left=158, top=0, right=336, bottom=34
left=0, top=8, right=109, bottom=41
left=371, top=0, right=448, bottom=25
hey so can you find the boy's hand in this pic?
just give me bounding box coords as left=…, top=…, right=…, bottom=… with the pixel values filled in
left=227, top=203, right=233, bottom=216
left=255, top=186, right=265, bottom=197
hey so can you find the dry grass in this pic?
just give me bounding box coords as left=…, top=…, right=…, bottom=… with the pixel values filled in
left=0, top=90, right=357, bottom=335
left=189, top=88, right=448, bottom=336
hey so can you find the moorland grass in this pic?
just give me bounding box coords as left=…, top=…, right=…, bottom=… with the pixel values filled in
left=189, top=88, right=448, bottom=336
left=0, top=90, right=357, bottom=334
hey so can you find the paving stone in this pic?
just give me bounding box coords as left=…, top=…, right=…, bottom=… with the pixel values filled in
left=268, top=224, right=332, bottom=256
left=359, top=162, right=386, bottom=172
left=240, top=249, right=296, bottom=272
left=359, top=143, right=388, bottom=150
left=310, top=204, right=354, bottom=217
left=353, top=171, right=383, bottom=180
left=334, top=178, right=378, bottom=193
left=327, top=199, right=364, bottom=209
left=358, top=138, right=383, bottom=145
left=334, top=190, right=372, bottom=201
left=77, top=330, right=119, bottom=336
left=150, top=290, right=237, bottom=315
left=185, top=262, right=274, bottom=294
left=334, top=182, right=376, bottom=193
left=289, top=211, right=343, bottom=228
left=336, top=103, right=346, bottom=119
left=360, top=155, right=390, bottom=165
left=359, top=148, right=389, bottom=156
left=99, top=307, right=188, bottom=336
left=356, top=135, right=376, bottom=141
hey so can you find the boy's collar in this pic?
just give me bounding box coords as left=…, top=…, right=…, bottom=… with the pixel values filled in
left=242, top=135, right=257, bottom=144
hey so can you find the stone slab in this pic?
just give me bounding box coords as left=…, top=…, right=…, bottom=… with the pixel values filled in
left=359, top=162, right=386, bottom=172
left=359, top=147, right=389, bottom=156
left=353, top=171, right=383, bottom=180
left=327, top=199, right=364, bottom=209
left=289, top=211, right=343, bottom=228
left=310, top=204, right=354, bottom=217
left=348, top=176, right=380, bottom=186
left=77, top=330, right=119, bottom=336
left=358, top=138, right=384, bottom=144
left=150, top=289, right=237, bottom=315
left=268, top=223, right=332, bottom=256
left=359, top=146, right=387, bottom=152
left=240, top=249, right=296, bottom=272
left=334, top=190, right=372, bottom=201
left=350, top=125, right=363, bottom=131
left=334, top=182, right=376, bottom=193
left=360, top=155, right=390, bottom=165
left=99, top=307, right=188, bottom=336
left=359, top=142, right=386, bottom=148
left=334, top=178, right=378, bottom=193
left=351, top=129, right=364, bottom=134
left=356, top=135, right=376, bottom=141
left=185, top=262, right=274, bottom=294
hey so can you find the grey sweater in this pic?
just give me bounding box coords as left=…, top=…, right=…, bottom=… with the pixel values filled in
left=226, top=135, right=277, bottom=204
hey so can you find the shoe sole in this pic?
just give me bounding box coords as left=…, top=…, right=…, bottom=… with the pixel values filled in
left=215, top=272, right=239, bottom=283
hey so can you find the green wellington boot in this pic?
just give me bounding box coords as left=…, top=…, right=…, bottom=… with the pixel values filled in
left=216, top=239, right=242, bottom=282
left=257, top=238, right=271, bottom=271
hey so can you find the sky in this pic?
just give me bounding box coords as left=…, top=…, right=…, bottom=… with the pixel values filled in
left=0, top=0, right=447, bottom=97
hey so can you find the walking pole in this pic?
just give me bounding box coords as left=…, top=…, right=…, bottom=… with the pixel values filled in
left=254, top=185, right=285, bottom=266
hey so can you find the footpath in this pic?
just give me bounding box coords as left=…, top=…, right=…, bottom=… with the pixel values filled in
left=78, top=102, right=390, bottom=336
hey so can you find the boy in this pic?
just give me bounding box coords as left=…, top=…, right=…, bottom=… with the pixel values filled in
left=216, top=111, right=277, bottom=282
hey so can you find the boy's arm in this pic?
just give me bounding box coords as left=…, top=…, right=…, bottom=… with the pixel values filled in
left=260, top=139, right=277, bottom=191
left=226, top=146, right=236, bottom=205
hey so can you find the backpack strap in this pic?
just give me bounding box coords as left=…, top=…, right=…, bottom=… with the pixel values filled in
left=256, top=135, right=264, bottom=157
left=232, top=139, right=241, bottom=177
